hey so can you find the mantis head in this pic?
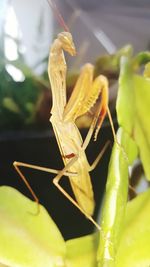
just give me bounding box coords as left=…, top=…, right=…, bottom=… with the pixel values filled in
left=58, top=32, right=76, bottom=56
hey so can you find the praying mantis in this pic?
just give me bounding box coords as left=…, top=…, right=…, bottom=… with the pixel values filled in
left=13, top=2, right=116, bottom=229
left=13, top=30, right=114, bottom=230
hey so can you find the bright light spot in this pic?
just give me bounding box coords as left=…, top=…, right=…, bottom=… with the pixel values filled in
left=4, top=6, right=19, bottom=38
left=19, top=44, right=26, bottom=54
left=136, top=177, right=149, bottom=193
left=4, top=5, right=21, bottom=61
left=4, top=37, right=18, bottom=61
left=6, top=64, right=25, bottom=82
left=94, top=29, right=116, bottom=54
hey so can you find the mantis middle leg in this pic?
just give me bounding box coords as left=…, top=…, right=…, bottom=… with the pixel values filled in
left=52, top=154, right=101, bottom=230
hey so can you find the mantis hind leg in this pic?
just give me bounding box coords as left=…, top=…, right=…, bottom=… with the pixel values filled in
left=13, top=161, right=76, bottom=213
left=52, top=155, right=100, bottom=230
left=13, top=161, right=40, bottom=210
left=13, top=160, right=100, bottom=229
left=88, top=140, right=111, bottom=172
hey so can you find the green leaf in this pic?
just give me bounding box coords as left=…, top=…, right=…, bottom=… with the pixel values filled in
left=116, top=56, right=150, bottom=180
left=119, top=128, right=138, bottom=165
left=133, top=75, right=150, bottom=180
left=97, top=128, right=137, bottom=267
left=144, top=62, right=150, bottom=78
left=116, top=188, right=150, bottom=267
left=0, top=186, right=65, bottom=267
left=66, top=187, right=150, bottom=267
left=0, top=185, right=150, bottom=267
left=116, top=56, right=135, bottom=135
left=132, top=51, right=150, bottom=70
left=2, top=97, right=20, bottom=113
left=66, top=233, right=98, bottom=267
left=94, top=45, right=132, bottom=78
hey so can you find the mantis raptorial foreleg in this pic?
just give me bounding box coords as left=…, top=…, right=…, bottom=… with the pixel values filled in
left=63, top=63, right=116, bottom=151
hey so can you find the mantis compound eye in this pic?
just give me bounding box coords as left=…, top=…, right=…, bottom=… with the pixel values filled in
left=58, top=32, right=76, bottom=56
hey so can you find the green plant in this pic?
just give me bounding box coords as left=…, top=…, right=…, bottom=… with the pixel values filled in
left=0, top=49, right=150, bottom=267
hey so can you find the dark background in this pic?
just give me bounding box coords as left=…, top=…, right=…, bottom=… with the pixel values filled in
left=0, top=124, right=113, bottom=240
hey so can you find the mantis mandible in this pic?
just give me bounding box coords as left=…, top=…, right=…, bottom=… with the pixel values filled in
left=13, top=15, right=116, bottom=230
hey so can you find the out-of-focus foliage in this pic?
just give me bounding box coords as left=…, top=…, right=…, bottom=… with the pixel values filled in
left=0, top=42, right=132, bottom=132
left=117, top=52, right=150, bottom=180
left=94, top=45, right=132, bottom=81
left=0, top=49, right=50, bottom=131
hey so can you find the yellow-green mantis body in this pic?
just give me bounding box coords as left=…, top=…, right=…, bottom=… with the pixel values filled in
left=13, top=31, right=113, bottom=229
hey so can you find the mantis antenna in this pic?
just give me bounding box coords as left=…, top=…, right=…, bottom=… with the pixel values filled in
left=46, top=0, right=69, bottom=32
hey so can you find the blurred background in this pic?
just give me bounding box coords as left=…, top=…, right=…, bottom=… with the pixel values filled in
left=0, top=0, right=150, bottom=239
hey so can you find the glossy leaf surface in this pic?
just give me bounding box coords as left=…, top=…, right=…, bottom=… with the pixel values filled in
left=0, top=186, right=65, bottom=267
left=97, top=128, right=137, bottom=267
left=116, top=188, right=150, bottom=267
left=66, top=233, right=98, bottom=267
